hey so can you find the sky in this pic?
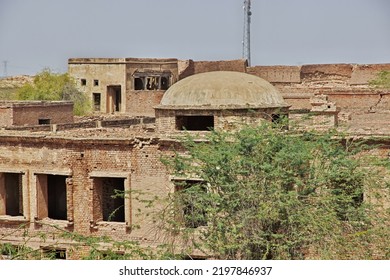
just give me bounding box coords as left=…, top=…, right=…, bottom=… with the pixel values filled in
left=0, top=0, right=389, bottom=76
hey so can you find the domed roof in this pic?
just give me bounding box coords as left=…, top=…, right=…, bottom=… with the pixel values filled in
left=159, top=71, right=289, bottom=109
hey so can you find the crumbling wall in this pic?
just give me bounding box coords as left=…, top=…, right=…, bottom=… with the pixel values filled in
left=178, top=60, right=195, bottom=80
left=11, top=102, right=74, bottom=125
left=300, top=64, right=353, bottom=82
left=247, top=65, right=301, bottom=83
left=178, top=59, right=247, bottom=79
left=193, top=59, right=247, bottom=74
left=125, top=58, right=179, bottom=116
left=0, top=107, right=12, bottom=126
left=0, top=101, right=73, bottom=127
left=0, top=135, right=170, bottom=258
left=125, top=91, right=164, bottom=116
left=255, top=63, right=390, bottom=133
left=350, top=64, right=390, bottom=85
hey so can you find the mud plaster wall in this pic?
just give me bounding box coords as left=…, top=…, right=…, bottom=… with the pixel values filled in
left=68, top=62, right=127, bottom=114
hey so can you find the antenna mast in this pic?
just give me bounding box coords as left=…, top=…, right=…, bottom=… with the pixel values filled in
left=242, top=0, right=252, bottom=66
left=2, top=60, right=8, bottom=77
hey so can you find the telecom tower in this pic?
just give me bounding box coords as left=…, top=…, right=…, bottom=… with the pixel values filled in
left=2, top=60, right=8, bottom=77
left=242, top=0, right=252, bottom=66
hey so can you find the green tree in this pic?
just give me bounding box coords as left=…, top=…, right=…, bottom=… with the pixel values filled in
left=369, top=70, right=390, bottom=89
left=162, top=122, right=389, bottom=259
left=16, top=69, right=90, bottom=115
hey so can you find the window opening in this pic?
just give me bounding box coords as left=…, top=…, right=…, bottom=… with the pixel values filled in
left=94, top=79, right=99, bottom=86
left=38, top=119, right=51, bottom=125
left=41, top=247, right=67, bottom=260
left=176, top=116, right=214, bottom=131
left=93, top=93, right=101, bottom=111
left=146, top=77, right=159, bottom=90
left=0, top=173, right=23, bottom=216
left=81, top=79, right=86, bottom=86
left=47, top=175, right=67, bottom=220
left=160, top=76, right=169, bottom=90
left=271, top=114, right=280, bottom=123
left=134, top=78, right=144, bottom=90
left=133, top=73, right=170, bottom=90
left=36, top=174, right=68, bottom=220
left=94, top=177, right=125, bottom=222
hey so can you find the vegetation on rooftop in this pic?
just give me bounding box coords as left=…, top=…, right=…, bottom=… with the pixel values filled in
left=369, top=70, right=390, bottom=89
left=15, top=69, right=90, bottom=115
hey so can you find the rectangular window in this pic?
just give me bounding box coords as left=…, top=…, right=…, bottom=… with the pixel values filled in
left=0, top=173, right=23, bottom=216
left=81, top=79, right=86, bottom=86
left=160, top=76, right=170, bottom=90
left=93, top=93, right=101, bottom=111
left=41, top=247, right=67, bottom=260
left=133, top=74, right=170, bottom=90
left=175, top=116, right=214, bottom=131
left=36, top=174, right=68, bottom=220
left=134, top=77, right=144, bottom=90
left=93, top=177, right=125, bottom=222
left=38, top=119, right=51, bottom=125
left=174, top=180, right=207, bottom=228
left=94, top=79, right=99, bottom=86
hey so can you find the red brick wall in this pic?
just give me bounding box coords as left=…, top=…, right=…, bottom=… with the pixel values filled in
left=247, top=65, right=301, bottom=83
left=0, top=107, right=12, bottom=126
left=11, top=102, right=73, bottom=126
left=179, top=59, right=247, bottom=79
left=0, top=136, right=171, bottom=258
left=126, top=90, right=165, bottom=116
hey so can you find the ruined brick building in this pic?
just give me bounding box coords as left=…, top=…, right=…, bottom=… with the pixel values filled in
left=0, top=57, right=389, bottom=259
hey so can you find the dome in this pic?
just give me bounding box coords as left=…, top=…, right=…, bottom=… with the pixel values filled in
left=159, top=71, right=289, bottom=109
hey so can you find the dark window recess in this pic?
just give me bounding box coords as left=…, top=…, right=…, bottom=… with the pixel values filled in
left=134, top=78, right=144, bottom=90
left=94, top=79, right=99, bottom=86
left=271, top=114, right=281, bottom=123
left=160, top=76, right=169, bottom=90
left=114, top=88, right=121, bottom=112
left=98, top=251, right=125, bottom=260
left=95, top=177, right=125, bottom=222
left=47, top=175, right=67, bottom=220
left=38, top=119, right=51, bottom=125
left=81, top=79, right=86, bottom=86
left=176, top=116, right=214, bottom=131
left=175, top=180, right=207, bottom=228
left=93, top=93, right=101, bottom=111
left=0, top=243, right=20, bottom=259
left=133, top=74, right=170, bottom=90
left=4, top=173, right=23, bottom=216
left=42, top=247, right=66, bottom=260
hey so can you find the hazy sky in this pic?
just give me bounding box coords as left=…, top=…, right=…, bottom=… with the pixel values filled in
left=1, top=0, right=389, bottom=76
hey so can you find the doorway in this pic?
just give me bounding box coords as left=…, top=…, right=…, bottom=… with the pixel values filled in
left=106, top=85, right=122, bottom=113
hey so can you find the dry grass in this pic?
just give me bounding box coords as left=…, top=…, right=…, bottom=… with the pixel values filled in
left=0, top=87, right=18, bottom=100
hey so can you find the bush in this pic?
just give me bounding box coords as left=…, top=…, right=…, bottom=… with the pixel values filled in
left=16, top=69, right=90, bottom=115
left=162, top=122, right=389, bottom=259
